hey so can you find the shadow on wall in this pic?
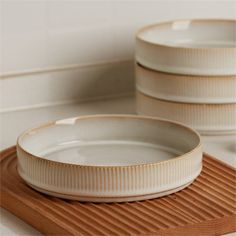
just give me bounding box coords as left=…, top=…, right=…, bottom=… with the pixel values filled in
left=0, top=60, right=135, bottom=113
left=46, top=59, right=136, bottom=103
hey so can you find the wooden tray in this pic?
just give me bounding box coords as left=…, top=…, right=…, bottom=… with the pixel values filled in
left=1, top=146, right=236, bottom=236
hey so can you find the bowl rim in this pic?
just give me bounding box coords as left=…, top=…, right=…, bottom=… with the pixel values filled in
left=17, top=114, right=202, bottom=169
left=137, top=89, right=236, bottom=106
left=136, top=62, right=236, bottom=79
left=136, top=18, right=236, bottom=51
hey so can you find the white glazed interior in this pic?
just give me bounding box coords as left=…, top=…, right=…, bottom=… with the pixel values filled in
left=138, top=20, right=236, bottom=48
left=18, top=116, right=200, bottom=166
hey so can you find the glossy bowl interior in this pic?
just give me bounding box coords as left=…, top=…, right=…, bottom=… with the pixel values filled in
left=138, top=19, right=236, bottom=48
left=17, top=115, right=202, bottom=202
left=18, top=115, right=200, bottom=166
left=136, top=19, right=236, bottom=75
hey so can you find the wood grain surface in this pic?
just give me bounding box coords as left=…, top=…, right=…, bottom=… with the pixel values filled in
left=1, top=146, right=236, bottom=236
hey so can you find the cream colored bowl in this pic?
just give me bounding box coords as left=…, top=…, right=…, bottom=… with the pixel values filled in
left=136, top=19, right=236, bottom=76
left=17, top=115, right=202, bottom=203
left=137, top=91, right=236, bottom=135
left=136, top=63, right=236, bottom=104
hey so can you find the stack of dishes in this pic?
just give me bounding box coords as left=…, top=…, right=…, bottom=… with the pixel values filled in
left=135, top=19, right=236, bottom=135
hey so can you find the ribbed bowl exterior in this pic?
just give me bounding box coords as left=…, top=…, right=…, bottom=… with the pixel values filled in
left=17, top=144, right=202, bottom=201
left=136, top=91, right=236, bottom=135
left=136, top=38, right=236, bottom=76
left=136, top=64, right=236, bottom=104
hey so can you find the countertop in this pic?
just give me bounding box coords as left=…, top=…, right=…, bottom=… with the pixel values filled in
left=1, top=95, right=235, bottom=236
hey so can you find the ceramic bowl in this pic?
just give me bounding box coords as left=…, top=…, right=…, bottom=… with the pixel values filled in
left=17, top=115, right=202, bottom=203
left=136, top=63, right=236, bottom=104
left=136, top=19, right=236, bottom=76
left=136, top=91, right=236, bottom=135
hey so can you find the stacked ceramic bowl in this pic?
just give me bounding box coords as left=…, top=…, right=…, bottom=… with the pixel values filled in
left=135, top=19, right=236, bottom=135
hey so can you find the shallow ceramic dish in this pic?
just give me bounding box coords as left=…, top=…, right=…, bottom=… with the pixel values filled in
left=17, top=115, right=202, bottom=203
left=136, top=19, right=236, bottom=76
left=137, top=91, right=236, bottom=135
left=136, top=63, right=236, bottom=104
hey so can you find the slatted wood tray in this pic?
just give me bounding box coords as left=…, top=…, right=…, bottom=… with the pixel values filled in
left=1, top=146, right=235, bottom=236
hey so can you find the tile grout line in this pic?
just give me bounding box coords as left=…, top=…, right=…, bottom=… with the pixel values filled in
left=0, top=92, right=135, bottom=114
left=0, top=58, right=133, bottom=79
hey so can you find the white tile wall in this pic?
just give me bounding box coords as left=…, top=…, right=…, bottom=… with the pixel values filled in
left=0, top=60, right=134, bottom=112
left=47, top=1, right=115, bottom=68
left=1, top=1, right=48, bottom=73
left=0, top=0, right=235, bottom=112
left=1, top=0, right=235, bottom=75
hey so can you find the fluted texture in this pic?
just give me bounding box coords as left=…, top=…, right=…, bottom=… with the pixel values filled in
left=1, top=146, right=235, bottom=236
left=17, top=145, right=202, bottom=201
left=136, top=37, right=236, bottom=76
left=136, top=91, right=236, bottom=135
left=136, top=64, right=236, bottom=104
